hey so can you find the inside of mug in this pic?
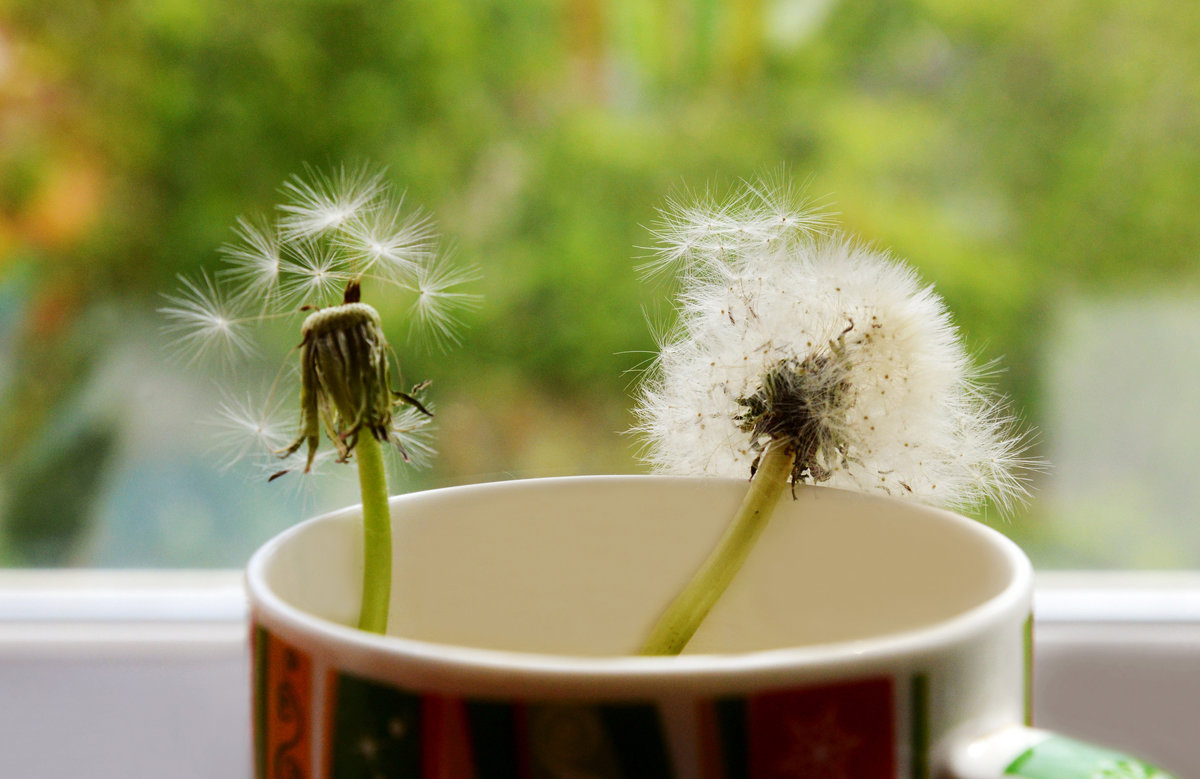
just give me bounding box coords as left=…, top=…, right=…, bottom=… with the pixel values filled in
left=263, top=478, right=1016, bottom=656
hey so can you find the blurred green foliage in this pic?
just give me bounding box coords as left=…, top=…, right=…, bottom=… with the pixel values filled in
left=2, top=0, right=1199, bottom=565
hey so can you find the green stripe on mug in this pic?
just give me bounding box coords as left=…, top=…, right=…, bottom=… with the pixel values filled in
left=911, top=674, right=931, bottom=779
left=1005, top=734, right=1174, bottom=778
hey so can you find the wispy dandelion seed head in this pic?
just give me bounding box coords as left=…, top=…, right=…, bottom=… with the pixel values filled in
left=162, top=163, right=478, bottom=483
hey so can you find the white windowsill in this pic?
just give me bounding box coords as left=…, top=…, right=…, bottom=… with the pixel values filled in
left=3, top=569, right=1197, bottom=633
left=1034, top=570, right=1200, bottom=624
left=0, top=570, right=1196, bottom=778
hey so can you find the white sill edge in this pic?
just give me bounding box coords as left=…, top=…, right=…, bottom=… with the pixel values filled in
left=1033, top=570, right=1200, bottom=623
left=0, top=569, right=1197, bottom=632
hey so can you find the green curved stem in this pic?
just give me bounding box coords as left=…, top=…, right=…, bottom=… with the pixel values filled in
left=355, top=433, right=391, bottom=634
left=638, top=441, right=796, bottom=655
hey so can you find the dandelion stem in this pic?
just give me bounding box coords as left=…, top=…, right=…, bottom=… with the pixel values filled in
left=638, top=440, right=796, bottom=655
left=355, top=433, right=392, bottom=634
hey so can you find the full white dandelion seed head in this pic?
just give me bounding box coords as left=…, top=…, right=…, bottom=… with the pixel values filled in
left=277, top=161, right=386, bottom=240
left=634, top=184, right=1033, bottom=514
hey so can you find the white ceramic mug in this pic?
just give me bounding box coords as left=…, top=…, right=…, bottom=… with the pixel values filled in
left=246, top=476, right=1176, bottom=778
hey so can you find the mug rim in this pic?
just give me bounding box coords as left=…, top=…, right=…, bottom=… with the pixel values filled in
left=246, top=475, right=1033, bottom=697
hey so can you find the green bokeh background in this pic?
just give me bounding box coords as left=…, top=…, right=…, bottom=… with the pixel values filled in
left=2, top=0, right=1199, bottom=567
